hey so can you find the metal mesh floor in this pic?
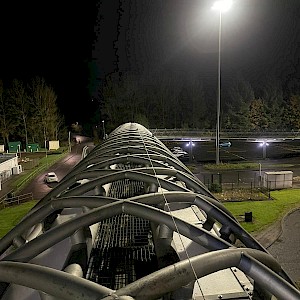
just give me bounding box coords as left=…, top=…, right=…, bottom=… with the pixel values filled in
left=86, top=214, right=157, bottom=290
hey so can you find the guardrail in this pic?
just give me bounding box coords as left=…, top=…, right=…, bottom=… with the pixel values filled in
left=149, top=129, right=300, bottom=140
left=0, top=192, right=33, bottom=209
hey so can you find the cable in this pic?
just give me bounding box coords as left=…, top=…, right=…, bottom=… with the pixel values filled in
left=137, top=128, right=204, bottom=297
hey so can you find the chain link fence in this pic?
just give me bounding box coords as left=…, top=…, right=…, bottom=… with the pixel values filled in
left=201, top=170, right=272, bottom=200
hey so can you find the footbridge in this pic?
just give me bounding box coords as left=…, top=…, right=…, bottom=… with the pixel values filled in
left=150, top=128, right=300, bottom=141
left=0, top=123, right=299, bottom=300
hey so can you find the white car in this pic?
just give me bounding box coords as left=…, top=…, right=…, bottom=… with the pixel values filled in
left=219, top=141, right=232, bottom=148
left=171, top=146, right=189, bottom=158
left=44, top=172, right=59, bottom=183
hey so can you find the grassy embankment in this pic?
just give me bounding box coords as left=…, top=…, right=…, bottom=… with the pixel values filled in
left=0, top=148, right=69, bottom=237
left=203, top=161, right=300, bottom=232
left=0, top=201, right=37, bottom=237
left=223, top=189, right=300, bottom=233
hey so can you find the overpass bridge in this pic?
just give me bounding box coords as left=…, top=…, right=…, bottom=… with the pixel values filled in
left=149, top=129, right=300, bottom=141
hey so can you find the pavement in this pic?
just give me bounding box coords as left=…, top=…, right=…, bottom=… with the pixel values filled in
left=267, top=209, right=300, bottom=284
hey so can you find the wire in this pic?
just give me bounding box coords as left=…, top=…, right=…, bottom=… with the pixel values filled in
left=137, top=128, right=204, bottom=297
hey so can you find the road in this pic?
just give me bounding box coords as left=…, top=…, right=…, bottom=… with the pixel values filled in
left=20, top=141, right=93, bottom=200
left=169, top=139, right=300, bottom=163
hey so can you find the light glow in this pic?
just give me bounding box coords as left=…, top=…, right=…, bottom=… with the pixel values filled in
left=186, top=142, right=195, bottom=147
left=259, top=142, right=269, bottom=147
left=212, top=0, right=233, bottom=12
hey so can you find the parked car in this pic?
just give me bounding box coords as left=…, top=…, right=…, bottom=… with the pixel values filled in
left=44, top=172, right=59, bottom=183
left=171, top=146, right=189, bottom=159
left=219, top=141, right=232, bottom=148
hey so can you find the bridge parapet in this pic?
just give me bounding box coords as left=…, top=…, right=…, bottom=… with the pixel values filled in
left=149, top=129, right=300, bottom=140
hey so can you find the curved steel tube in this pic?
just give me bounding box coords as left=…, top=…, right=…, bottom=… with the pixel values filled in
left=0, top=261, right=114, bottom=300
left=102, top=249, right=299, bottom=300
left=3, top=200, right=232, bottom=262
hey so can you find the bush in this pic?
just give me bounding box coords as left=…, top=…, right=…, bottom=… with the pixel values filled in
left=209, top=183, right=222, bottom=193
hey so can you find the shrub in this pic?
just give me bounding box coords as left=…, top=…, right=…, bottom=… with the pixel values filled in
left=209, top=183, right=222, bottom=193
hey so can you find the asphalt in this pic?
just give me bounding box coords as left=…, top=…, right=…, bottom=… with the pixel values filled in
left=0, top=141, right=89, bottom=200
left=267, top=209, right=300, bottom=284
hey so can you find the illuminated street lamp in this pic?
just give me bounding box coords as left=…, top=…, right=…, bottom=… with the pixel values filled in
left=186, top=140, right=195, bottom=162
left=259, top=140, right=269, bottom=159
left=102, top=120, right=106, bottom=140
left=212, top=0, right=232, bottom=164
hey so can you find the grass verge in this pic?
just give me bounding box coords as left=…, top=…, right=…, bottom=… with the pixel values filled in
left=204, top=162, right=294, bottom=171
left=222, top=189, right=300, bottom=233
left=0, top=201, right=38, bottom=238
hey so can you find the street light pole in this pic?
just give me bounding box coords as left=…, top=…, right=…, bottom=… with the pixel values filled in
left=216, top=10, right=222, bottom=165
left=68, top=131, right=71, bottom=152
left=212, top=0, right=232, bottom=165
left=102, top=120, right=105, bottom=140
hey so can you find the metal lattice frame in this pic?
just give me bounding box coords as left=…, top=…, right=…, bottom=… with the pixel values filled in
left=0, top=122, right=299, bottom=300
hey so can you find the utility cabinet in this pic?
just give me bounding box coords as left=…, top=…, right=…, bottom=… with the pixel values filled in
left=263, top=171, right=293, bottom=190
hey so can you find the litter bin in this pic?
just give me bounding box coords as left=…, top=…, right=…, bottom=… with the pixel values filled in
left=245, top=211, right=252, bottom=222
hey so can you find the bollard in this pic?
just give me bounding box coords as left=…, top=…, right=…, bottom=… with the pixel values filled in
left=245, top=211, right=252, bottom=222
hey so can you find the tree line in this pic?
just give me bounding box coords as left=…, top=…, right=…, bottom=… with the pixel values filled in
left=0, top=77, right=66, bottom=149
left=98, top=71, right=300, bottom=133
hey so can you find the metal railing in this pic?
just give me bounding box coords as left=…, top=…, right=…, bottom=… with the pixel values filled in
left=0, top=192, right=33, bottom=209
left=149, top=129, right=300, bottom=140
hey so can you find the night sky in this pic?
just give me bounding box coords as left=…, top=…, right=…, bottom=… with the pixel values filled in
left=93, top=0, right=300, bottom=104
left=0, top=1, right=95, bottom=124
left=1, top=0, right=299, bottom=125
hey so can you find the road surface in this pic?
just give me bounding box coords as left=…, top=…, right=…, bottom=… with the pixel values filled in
left=20, top=141, right=93, bottom=200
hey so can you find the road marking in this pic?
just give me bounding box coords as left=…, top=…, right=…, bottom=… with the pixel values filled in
left=223, top=149, right=247, bottom=160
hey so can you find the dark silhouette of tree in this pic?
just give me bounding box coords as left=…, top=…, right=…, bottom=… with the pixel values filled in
left=0, top=80, right=20, bottom=145
left=286, top=94, right=300, bottom=130
left=8, top=79, right=30, bottom=146
left=27, top=77, right=63, bottom=146
left=249, top=98, right=269, bottom=131
left=223, top=77, right=254, bottom=130
left=260, top=77, right=285, bottom=130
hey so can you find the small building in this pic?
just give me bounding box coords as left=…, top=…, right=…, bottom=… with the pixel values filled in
left=49, top=140, right=60, bottom=150
left=26, top=143, right=39, bottom=152
left=263, top=171, right=293, bottom=190
left=8, top=141, right=21, bottom=153
left=0, top=154, right=22, bottom=190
